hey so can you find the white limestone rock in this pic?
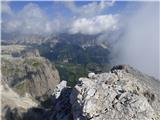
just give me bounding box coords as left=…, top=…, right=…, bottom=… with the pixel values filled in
left=53, top=80, right=67, bottom=99
left=88, top=72, right=96, bottom=79
left=70, top=65, right=160, bottom=120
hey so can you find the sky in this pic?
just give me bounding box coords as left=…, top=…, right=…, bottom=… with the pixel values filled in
left=1, top=1, right=160, bottom=79
left=1, top=1, right=134, bottom=35
left=3, top=1, right=126, bottom=16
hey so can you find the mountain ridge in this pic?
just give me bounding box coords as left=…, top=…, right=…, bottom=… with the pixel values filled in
left=2, top=65, right=160, bottom=120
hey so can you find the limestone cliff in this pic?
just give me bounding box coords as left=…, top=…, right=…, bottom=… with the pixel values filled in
left=1, top=45, right=60, bottom=100
left=1, top=83, right=37, bottom=120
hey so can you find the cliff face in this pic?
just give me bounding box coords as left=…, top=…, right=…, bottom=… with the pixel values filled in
left=1, top=45, right=60, bottom=99
left=1, top=45, right=61, bottom=120
left=1, top=83, right=37, bottom=120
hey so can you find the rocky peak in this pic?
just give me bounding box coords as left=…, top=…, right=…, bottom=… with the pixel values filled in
left=2, top=65, right=160, bottom=120
left=51, top=65, right=160, bottom=120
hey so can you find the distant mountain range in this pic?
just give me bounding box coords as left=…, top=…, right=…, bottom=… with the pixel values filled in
left=2, top=33, right=108, bottom=48
left=2, top=32, right=111, bottom=64
left=2, top=33, right=112, bottom=86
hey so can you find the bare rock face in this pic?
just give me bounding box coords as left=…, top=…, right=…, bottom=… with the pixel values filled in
left=1, top=45, right=60, bottom=100
left=1, top=45, right=61, bottom=120
left=1, top=63, right=160, bottom=120
left=40, top=65, right=160, bottom=120
left=53, top=80, right=67, bottom=99
left=1, top=83, right=38, bottom=120
left=70, top=65, right=160, bottom=120
left=2, top=57, right=60, bottom=99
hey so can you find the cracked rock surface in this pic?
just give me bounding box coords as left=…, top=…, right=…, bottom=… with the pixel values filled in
left=2, top=65, right=160, bottom=120
left=70, top=65, right=160, bottom=120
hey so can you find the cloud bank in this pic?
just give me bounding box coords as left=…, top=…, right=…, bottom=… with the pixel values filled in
left=1, top=2, right=12, bottom=15
left=65, top=1, right=114, bottom=17
left=69, top=15, right=119, bottom=35
left=2, top=1, right=118, bottom=35
left=2, top=3, right=63, bottom=35
left=114, top=2, right=159, bottom=79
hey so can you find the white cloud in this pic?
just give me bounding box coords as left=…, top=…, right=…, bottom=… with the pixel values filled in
left=2, top=1, right=117, bottom=35
left=69, top=15, right=119, bottom=35
left=1, top=1, right=12, bottom=15
left=2, top=3, right=61, bottom=35
left=65, top=1, right=115, bottom=17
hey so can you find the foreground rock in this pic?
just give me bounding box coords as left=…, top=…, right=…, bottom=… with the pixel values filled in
left=70, top=65, right=160, bottom=120
left=50, top=65, right=160, bottom=120
left=2, top=65, right=160, bottom=120
left=1, top=83, right=37, bottom=120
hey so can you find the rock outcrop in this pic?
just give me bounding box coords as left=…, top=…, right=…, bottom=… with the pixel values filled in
left=1, top=45, right=60, bottom=100
left=70, top=65, right=160, bottom=120
left=1, top=83, right=37, bottom=120
left=50, top=65, right=160, bottom=120
left=1, top=64, right=160, bottom=120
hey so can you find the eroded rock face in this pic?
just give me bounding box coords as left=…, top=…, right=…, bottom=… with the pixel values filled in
left=2, top=57, right=60, bottom=99
left=1, top=46, right=60, bottom=120
left=53, top=80, right=67, bottom=99
left=70, top=65, right=160, bottom=120
left=1, top=45, right=60, bottom=100
left=1, top=84, right=38, bottom=120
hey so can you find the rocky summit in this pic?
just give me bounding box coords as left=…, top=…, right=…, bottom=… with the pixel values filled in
left=70, top=65, right=160, bottom=120
left=1, top=65, right=160, bottom=120
left=48, top=65, right=160, bottom=120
